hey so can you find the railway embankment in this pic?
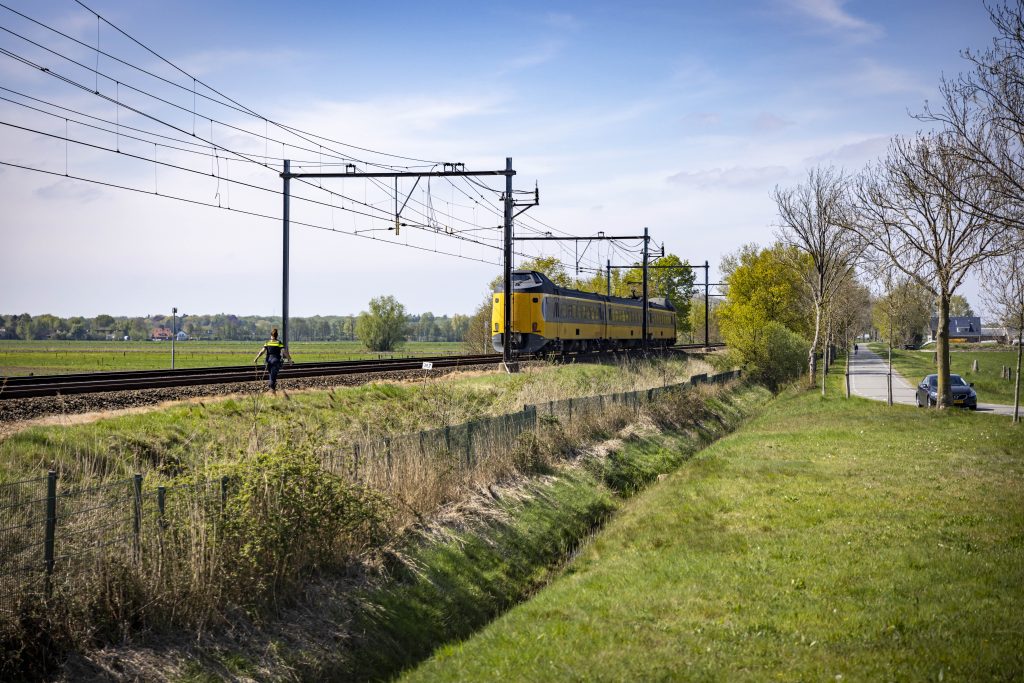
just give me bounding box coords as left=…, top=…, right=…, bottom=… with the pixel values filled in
left=2, top=356, right=761, bottom=680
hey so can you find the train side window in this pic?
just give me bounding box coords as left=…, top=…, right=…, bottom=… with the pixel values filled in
left=533, top=297, right=539, bottom=303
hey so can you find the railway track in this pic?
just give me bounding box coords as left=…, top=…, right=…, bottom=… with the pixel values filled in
left=0, top=344, right=723, bottom=400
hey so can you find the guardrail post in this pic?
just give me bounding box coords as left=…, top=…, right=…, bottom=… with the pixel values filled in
left=44, top=470, right=57, bottom=598
left=132, top=473, right=143, bottom=563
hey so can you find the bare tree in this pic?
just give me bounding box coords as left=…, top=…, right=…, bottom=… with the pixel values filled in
left=919, top=3, right=1024, bottom=236
left=774, top=167, right=860, bottom=393
left=980, top=247, right=1024, bottom=422
left=853, top=132, right=1005, bottom=408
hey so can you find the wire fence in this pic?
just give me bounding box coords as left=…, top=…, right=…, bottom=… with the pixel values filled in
left=0, top=369, right=740, bottom=618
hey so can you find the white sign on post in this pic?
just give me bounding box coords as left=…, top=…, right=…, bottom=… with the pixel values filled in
left=422, top=362, right=434, bottom=370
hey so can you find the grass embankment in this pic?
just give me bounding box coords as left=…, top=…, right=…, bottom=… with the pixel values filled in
left=403, top=378, right=1024, bottom=681
left=332, top=382, right=770, bottom=681
left=0, top=340, right=463, bottom=376
left=3, top=357, right=749, bottom=680
left=870, top=342, right=1021, bottom=406
left=0, top=358, right=706, bottom=484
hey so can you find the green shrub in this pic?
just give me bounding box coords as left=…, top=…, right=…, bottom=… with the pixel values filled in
left=216, top=449, right=392, bottom=607
left=724, top=320, right=806, bottom=390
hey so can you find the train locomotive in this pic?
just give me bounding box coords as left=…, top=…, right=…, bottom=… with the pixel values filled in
left=491, top=270, right=677, bottom=354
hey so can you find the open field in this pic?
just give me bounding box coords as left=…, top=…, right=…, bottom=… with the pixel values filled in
left=0, top=340, right=465, bottom=376
left=403, top=372, right=1024, bottom=681
left=868, top=342, right=1021, bottom=406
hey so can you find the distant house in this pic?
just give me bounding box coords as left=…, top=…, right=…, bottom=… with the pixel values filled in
left=929, top=316, right=982, bottom=342
left=176, top=330, right=189, bottom=341
left=151, top=326, right=172, bottom=341
left=982, top=326, right=1024, bottom=343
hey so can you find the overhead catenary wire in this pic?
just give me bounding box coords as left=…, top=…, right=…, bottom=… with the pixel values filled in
left=0, top=159, right=506, bottom=266
left=0, top=1, right=607, bottom=277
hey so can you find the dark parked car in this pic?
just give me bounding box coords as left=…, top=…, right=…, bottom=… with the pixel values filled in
left=915, top=373, right=977, bottom=409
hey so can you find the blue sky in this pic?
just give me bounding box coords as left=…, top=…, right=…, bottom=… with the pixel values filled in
left=0, top=0, right=999, bottom=317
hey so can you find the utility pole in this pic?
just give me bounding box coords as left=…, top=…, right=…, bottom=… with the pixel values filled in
left=282, top=159, right=290, bottom=350
left=641, top=227, right=649, bottom=349
left=704, top=260, right=709, bottom=346
left=171, top=306, right=177, bottom=369
left=606, top=259, right=611, bottom=297
left=503, top=157, right=514, bottom=370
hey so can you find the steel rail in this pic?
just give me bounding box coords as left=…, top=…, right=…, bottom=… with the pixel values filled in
left=0, top=345, right=723, bottom=400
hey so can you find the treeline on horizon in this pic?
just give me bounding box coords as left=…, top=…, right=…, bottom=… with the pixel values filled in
left=0, top=312, right=475, bottom=343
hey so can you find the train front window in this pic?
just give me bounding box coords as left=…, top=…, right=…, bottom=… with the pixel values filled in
left=512, top=273, right=536, bottom=285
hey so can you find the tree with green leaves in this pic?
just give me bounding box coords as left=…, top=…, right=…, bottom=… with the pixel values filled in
left=872, top=277, right=931, bottom=349
left=716, top=243, right=812, bottom=388
left=948, top=294, right=974, bottom=317
left=356, top=296, right=409, bottom=352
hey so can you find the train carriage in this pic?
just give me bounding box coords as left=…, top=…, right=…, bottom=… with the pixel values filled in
left=491, top=270, right=676, bottom=353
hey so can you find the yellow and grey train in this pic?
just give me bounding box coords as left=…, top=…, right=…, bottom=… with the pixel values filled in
left=491, top=270, right=677, bottom=353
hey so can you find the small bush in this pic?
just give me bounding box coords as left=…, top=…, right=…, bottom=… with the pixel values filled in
left=724, top=320, right=806, bottom=390
left=216, top=448, right=392, bottom=608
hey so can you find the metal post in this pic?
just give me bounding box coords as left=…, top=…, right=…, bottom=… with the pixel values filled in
left=606, top=259, right=611, bottom=297
left=171, top=306, right=176, bottom=369
left=704, top=261, right=710, bottom=346
left=132, top=473, right=143, bottom=562
left=641, top=227, right=649, bottom=349
left=282, top=159, right=291, bottom=350
left=44, top=470, right=57, bottom=597
left=502, top=157, right=513, bottom=368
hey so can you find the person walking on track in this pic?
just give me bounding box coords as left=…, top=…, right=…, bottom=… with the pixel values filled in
left=253, top=327, right=291, bottom=391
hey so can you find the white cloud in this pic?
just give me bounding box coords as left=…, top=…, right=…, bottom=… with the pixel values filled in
left=172, top=48, right=305, bottom=79
left=543, top=12, right=581, bottom=31
left=752, top=112, right=793, bottom=133
left=804, top=134, right=893, bottom=166
left=33, top=178, right=104, bottom=203
left=500, top=41, right=564, bottom=74
left=782, top=0, right=882, bottom=40
left=666, top=165, right=790, bottom=190
left=844, top=58, right=932, bottom=98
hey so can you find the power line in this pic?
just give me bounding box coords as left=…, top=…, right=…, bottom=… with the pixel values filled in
left=70, top=0, right=448, bottom=168
left=0, top=3, right=586, bottom=276
left=0, top=159, right=505, bottom=266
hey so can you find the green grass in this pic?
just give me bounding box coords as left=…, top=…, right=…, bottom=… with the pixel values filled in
left=0, top=357, right=709, bottom=484
left=401, top=379, right=1024, bottom=681
left=869, top=342, right=1022, bottom=406
left=0, top=340, right=465, bottom=376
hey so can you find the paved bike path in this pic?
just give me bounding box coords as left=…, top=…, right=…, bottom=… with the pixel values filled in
left=847, top=347, right=1016, bottom=416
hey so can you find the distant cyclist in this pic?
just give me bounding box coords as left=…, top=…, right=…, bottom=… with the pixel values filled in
left=253, top=327, right=292, bottom=391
